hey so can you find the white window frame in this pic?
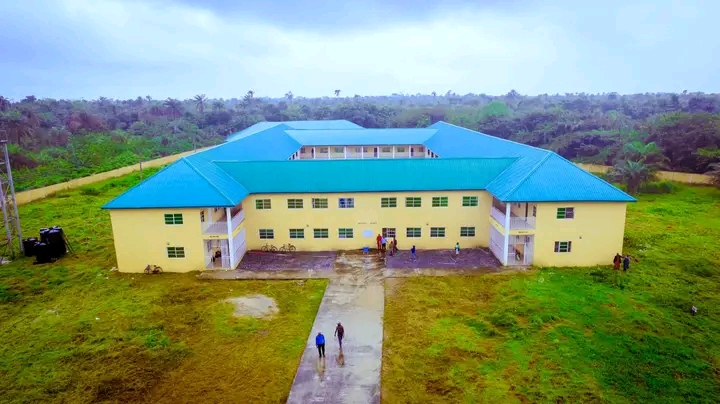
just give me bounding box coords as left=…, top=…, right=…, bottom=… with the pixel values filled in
left=406, top=227, right=422, bottom=238
left=557, top=207, right=575, bottom=219
left=430, top=227, right=446, bottom=238
left=405, top=197, right=421, bottom=208
left=314, top=228, right=329, bottom=239
left=164, top=213, right=183, bottom=225
left=312, top=198, right=328, bottom=209
left=255, top=199, right=271, bottom=210
left=289, top=229, right=304, bottom=239
left=339, top=198, right=355, bottom=208
left=338, top=228, right=354, bottom=239
left=381, top=197, right=397, bottom=208
left=382, top=227, right=396, bottom=238
left=287, top=198, right=304, bottom=209
left=166, top=246, right=186, bottom=258
left=259, top=229, right=274, bottom=239
left=432, top=196, right=449, bottom=207
left=554, top=241, right=572, bottom=253
left=462, top=196, right=478, bottom=207
left=460, top=227, right=476, bottom=237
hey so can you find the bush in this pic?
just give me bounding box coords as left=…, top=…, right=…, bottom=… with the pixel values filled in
left=639, top=181, right=678, bottom=194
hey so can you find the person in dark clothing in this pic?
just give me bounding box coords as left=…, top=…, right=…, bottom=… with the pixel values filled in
left=334, top=322, right=345, bottom=349
left=613, top=253, right=622, bottom=270
left=376, top=234, right=382, bottom=252
left=623, top=255, right=631, bottom=271
left=411, top=245, right=417, bottom=261
left=315, top=332, right=325, bottom=358
left=393, top=237, right=398, bottom=254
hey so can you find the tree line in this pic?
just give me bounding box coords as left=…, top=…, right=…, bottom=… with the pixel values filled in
left=0, top=90, right=719, bottom=192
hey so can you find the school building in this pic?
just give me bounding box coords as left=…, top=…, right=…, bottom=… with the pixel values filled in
left=102, top=120, right=636, bottom=272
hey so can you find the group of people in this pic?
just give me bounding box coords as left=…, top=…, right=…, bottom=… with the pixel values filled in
left=612, top=253, right=636, bottom=271
left=375, top=234, right=400, bottom=256
left=315, top=322, right=345, bottom=358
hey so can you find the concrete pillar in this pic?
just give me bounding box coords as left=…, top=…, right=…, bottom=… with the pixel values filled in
left=502, top=203, right=511, bottom=266
left=227, top=207, right=235, bottom=268
left=312, top=147, right=316, bottom=160
left=344, top=146, right=347, bottom=159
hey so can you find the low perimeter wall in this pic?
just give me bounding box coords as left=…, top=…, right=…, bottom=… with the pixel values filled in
left=576, top=163, right=713, bottom=185
left=16, top=148, right=211, bottom=205
left=14, top=156, right=713, bottom=206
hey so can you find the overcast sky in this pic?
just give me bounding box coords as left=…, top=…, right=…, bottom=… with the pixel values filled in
left=1, top=0, right=718, bottom=100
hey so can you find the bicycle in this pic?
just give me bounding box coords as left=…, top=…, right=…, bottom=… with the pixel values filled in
left=279, top=243, right=296, bottom=252
left=144, top=264, right=163, bottom=274
left=260, top=243, right=277, bottom=252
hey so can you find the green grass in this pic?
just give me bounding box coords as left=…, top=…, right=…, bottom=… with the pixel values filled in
left=0, top=169, right=328, bottom=403
left=383, top=185, right=720, bottom=404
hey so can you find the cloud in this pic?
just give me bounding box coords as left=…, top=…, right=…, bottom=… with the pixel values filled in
left=1, top=0, right=719, bottom=99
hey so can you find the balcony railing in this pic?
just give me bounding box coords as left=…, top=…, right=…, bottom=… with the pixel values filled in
left=491, top=206, right=536, bottom=230
left=202, top=209, right=245, bottom=236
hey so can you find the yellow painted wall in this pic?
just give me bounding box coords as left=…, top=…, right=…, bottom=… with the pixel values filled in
left=17, top=147, right=211, bottom=205
left=110, top=209, right=206, bottom=273
left=533, top=202, right=628, bottom=267
left=242, top=191, right=492, bottom=251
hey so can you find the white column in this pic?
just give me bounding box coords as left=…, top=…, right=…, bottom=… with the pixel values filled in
left=502, top=203, right=511, bottom=266
left=344, top=146, right=347, bottom=159
left=361, top=147, right=364, bottom=159
left=312, top=147, right=316, bottom=160
left=392, top=146, right=395, bottom=158
left=407, top=145, right=411, bottom=157
left=226, top=207, right=235, bottom=268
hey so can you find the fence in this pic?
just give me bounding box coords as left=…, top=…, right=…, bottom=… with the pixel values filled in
left=15, top=147, right=210, bottom=205
left=575, top=163, right=713, bottom=185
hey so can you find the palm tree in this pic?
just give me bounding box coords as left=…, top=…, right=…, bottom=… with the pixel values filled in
left=163, top=98, right=182, bottom=119
left=0, top=96, right=12, bottom=112
left=622, top=141, right=668, bottom=169
left=611, top=160, right=656, bottom=194
left=194, top=94, right=207, bottom=115
left=285, top=91, right=294, bottom=103
left=212, top=100, right=225, bottom=112
left=243, top=90, right=254, bottom=106
left=334, top=90, right=341, bottom=97
left=0, top=111, right=34, bottom=144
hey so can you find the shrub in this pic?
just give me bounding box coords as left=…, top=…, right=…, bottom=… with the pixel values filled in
left=638, top=181, right=678, bottom=194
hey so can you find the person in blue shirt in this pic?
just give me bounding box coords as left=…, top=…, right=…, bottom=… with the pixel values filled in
left=411, top=245, right=416, bottom=261
left=315, top=332, right=325, bottom=358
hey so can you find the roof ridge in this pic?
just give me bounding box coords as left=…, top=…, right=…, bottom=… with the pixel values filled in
left=181, top=158, right=244, bottom=205
left=494, top=151, right=554, bottom=200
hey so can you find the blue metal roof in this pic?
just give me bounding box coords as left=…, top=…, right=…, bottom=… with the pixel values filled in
left=285, top=129, right=437, bottom=146
left=215, top=158, right=516, bottom=194
left=225, top=120, right=361, bottom=142
left=103, top=119, right=635, bottom=209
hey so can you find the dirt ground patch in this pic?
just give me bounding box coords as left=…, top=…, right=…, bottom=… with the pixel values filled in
left=224, top=295, right=279, bottom=318
left=385, top=248, right=500, bottom=269
left=238, top=251, right=336, bottom=271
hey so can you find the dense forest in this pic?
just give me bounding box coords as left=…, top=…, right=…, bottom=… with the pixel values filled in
left=1, top=90, right=719, bottom=191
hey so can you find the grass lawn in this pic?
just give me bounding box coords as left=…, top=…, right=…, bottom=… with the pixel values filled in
left=383, top=184, right=720, bottom=403
left=0, top=169, right=328, bottom=404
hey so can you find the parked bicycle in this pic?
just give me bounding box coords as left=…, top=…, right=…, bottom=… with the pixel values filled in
left=260, top=243, right=277, bottom=252
left=144, top=264, right=163, bottom=274
left=279, top=243, right=296, bottom=252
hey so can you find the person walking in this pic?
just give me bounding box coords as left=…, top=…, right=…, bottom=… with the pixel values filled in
left=455, top=242, right=460, bottom=255
left=381, top=236, right=387, bottom=253
left=393, top=237, right=399, bottom=254
left=334, top=322, right=345, bottom=350
left=613, top=253, right=622, bottom=270
left=623, top=255, right=631, bottom=272
left=411, top=245, right=416, bottom=261
left=315, top=332, right=325, bottom=358
left=375, top=234, right=382, bottom=253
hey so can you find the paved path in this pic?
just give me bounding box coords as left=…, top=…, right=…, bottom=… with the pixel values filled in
left=286, top=255, right=385, bottom=404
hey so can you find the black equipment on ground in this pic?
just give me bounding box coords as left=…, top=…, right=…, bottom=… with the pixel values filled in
left=31, top=226, right=73, bottom=265
left=22, top=237, right=38, bottom=257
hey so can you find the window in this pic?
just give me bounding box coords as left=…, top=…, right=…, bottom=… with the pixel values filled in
left=430, top=227, right=446, bottom=238
left=333, top=147, right=343, bottom=153
left=259, top=229, right=274, bottom=239
left=300, top=147, right=306, bottom=153
left=406, top=227, right=422, bottom=238
left=460, top=227, right=476, bottom=237
left=554, top=241, right=572, bottom=253
left=166, top=246, right=185, bottom=258
left=200, top=211, right=205, bottom=222
left=164, top=213, right=183, bottom=225
left=405, top=197, right=422, bottom=207
left=338, top=228, right=354, bottom=239
left=256, top=199, right=271, bottom=210
left=339, top=198, right=355, bottom=208
left=312, top=198, right=328, bottom=209
left=289, top=229, right=304, bottom=239
left=462, top=196, right=478, bottom=207
left=319, top=147, right=328, bottom=153
left=432, top=196, right=448, bottom=207
left=556, top=207, right=575, bottom=219
left=314, top=228, right=329, bottom=238
left=382, top=228, right=396, bottom=238
left=381, top=197, right=397, bottom=208
left=287, top=198, right=304, bottom=209
left=532, top=206, right=537, bottom=217
left=363, top=147, right=368, bottom=153
left=355, top=147, right=361, bottom=153
left=396, top=147, right=405, bottom=152
left=381, top=147, right=391, bottom=153
left=418, top=147, right=425, bottom=152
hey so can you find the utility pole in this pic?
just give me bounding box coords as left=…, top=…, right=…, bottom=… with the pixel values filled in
left=0, top=138, right=23, bottom=259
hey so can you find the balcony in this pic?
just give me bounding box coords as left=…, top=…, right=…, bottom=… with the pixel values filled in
left=491, top=206, right=535, bottom=230
left=202, top=209, right=245, bottom=236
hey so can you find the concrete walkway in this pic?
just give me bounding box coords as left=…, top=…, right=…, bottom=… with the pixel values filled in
left=285, top=255, right=385, bottom=404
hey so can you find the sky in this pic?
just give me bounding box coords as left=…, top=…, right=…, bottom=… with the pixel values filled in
left=1, top=0, right=718, bottom=100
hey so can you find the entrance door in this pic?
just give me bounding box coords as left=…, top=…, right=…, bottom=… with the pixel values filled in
left=373, top=147, right=378, bottom=157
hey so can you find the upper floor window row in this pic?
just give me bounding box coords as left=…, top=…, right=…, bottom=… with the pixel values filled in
left=557, top=207, right=575, bottom=219
left=164, top=213, right=183, bottom=225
